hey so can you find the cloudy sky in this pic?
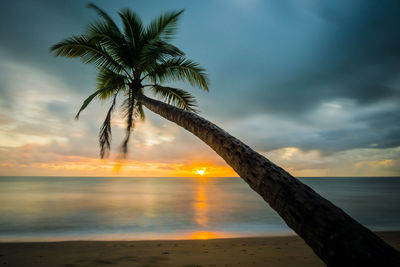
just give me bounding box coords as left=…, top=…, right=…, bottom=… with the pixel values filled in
left=0, top=0, right=399, bottom=177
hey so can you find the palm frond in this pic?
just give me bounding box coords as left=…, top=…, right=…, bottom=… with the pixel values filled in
left=86, top=4, right=136, bottom=69
left=50, top=35, right=126, bottom=75
left=118, top=8, right=144, bottom=65
left=138, top=40, right=184, bottom=67
left=99, top=93, right=118, bottom=158
left=87, top=34, right=131, bottom=69
left=75, top=85, right=120, bottom=120
left=137, top=103, right=146, bottom=121
left=87, top=3, right=119, bottom=32
left=151, top=85, right=197, bottom=112
left=96, top=68, right=127, bottom=99
left=86, top=20, right=124, bottom=54
left=75, top=91, right=99, bottom=120
left=145, top=9, right=184, bottom=42
left=120, top=90, right=135, bottom=156
left=145, top=57, right=209, bottom=91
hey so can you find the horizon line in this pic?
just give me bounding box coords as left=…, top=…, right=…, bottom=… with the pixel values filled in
left=1, top=175, right=399, bottom=178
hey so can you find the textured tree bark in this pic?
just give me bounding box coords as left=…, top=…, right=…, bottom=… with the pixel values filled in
left=136, top=93, right=400, bottom=266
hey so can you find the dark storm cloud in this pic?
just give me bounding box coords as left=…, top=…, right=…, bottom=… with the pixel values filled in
left=0, top=0, right=95, bottom=93
left=246, top=1, right=400, bottom=118
left=359, top=110, right=400, bottom=149
left=0, top=0, right=90, bottom=62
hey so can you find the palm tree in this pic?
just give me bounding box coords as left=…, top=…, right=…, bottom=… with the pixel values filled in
left=51, top=4, right=400, bottom=266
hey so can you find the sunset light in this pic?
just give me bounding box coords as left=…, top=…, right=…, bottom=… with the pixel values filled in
left=189, top=231, right=220, bottom=240
left=196, top=168, right=205, bottom=176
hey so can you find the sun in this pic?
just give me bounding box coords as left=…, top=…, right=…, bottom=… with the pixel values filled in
left=196, top=169, right=205, bottom=176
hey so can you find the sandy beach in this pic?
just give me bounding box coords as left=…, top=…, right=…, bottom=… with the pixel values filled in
left=0, top=232, right=398, bottom=267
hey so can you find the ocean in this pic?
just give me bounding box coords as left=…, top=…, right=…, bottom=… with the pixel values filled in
left=0, top=176, right=399, bottom=241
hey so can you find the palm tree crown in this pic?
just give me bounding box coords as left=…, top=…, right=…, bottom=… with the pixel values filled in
left=51, top=3, right=209, bottom=158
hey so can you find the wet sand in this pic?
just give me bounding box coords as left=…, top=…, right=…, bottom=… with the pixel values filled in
left=0, top=232, right=399, bottom=267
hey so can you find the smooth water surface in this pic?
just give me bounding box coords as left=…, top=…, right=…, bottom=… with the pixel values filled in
left=0, top=177, right=399, bottom=241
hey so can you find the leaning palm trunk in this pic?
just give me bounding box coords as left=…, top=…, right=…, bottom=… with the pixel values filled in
left=136, top=92, right=400, bottom=266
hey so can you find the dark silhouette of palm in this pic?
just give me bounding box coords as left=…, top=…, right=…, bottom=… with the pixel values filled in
left=51, top=3, right=208, bottom=158
left=51, top=4, right=400, bottom=266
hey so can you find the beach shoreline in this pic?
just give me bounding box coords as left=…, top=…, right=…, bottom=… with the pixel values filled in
left=1, top=231, right=399, bottom=267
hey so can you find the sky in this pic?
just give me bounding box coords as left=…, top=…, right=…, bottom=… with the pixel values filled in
left=0, top=0, right=399, bottom=177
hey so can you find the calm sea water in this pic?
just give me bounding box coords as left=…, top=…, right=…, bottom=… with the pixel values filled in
left=0, top=176, right=399, bottom=241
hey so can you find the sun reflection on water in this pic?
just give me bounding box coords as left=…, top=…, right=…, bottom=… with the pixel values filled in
left=194, top=178, right=209, bottom=227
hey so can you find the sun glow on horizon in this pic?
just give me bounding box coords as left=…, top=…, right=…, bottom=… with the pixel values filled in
left=0, top=148, right=239, bottom=177
left=189, top=231, right=220, bottom=240
left=196, top=168, right=206, bottom=176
